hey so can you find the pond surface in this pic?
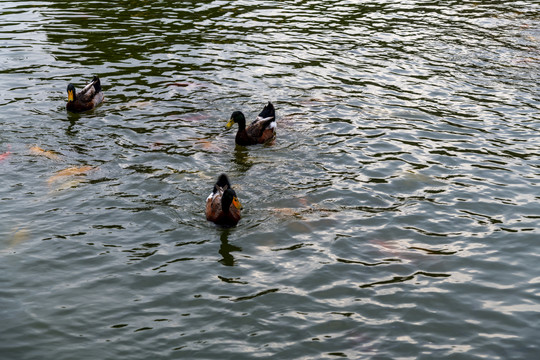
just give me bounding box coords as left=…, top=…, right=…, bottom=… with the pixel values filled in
left=1, top=1, right=539, bottom=359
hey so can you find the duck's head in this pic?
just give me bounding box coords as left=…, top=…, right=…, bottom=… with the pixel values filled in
left=226, top=111, right=246, bottom=129
left=222, top=188, right=243, bottom=212
left=67, top=83, right=76, bottom=102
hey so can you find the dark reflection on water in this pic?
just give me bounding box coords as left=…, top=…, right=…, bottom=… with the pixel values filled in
left=1, top=0, right=540, bottom=359
left=219, top=228, right=242, bottom=266
left=232, top=146, right=254, bottom=173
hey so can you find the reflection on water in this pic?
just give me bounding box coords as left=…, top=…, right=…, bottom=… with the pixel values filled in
left=232, top=146, right=253, bottom=173
left=1, top=0, right=539, bottom=359
left=218, top=229, right=242, bottom=266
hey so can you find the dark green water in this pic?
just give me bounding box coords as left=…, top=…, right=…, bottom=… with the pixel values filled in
left=1, top=1, right=539, bottom=359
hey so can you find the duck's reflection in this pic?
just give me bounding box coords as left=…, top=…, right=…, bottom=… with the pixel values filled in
left=218, top=229, right=242, bottom=266
left=232, top=145, right=253, bottom=173
left=65, top=111, right=80, bottom=136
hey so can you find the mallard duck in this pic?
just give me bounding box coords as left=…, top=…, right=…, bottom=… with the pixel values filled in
left=226, top=102, right=276, bottom=146
left=66, top=75, right=104, bottom=113
left=206, top=174, right=243, bottom=227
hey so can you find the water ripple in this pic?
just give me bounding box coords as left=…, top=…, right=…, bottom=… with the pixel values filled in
left=1, top=0, right=539, bottom=359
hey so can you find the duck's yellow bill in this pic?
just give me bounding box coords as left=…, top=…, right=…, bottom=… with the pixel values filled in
left=67, top=90, right=74, bottom=102
left=232, top=197, right=242, bottom=210
left=225, top=118, right=234, bottom=129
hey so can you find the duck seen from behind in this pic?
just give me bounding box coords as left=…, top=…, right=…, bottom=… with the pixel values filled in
left=66, top=75, right=104, bottom=113
left=206, top=174, right=243, bottom=227
left=226, top=102, right=276, bottom=146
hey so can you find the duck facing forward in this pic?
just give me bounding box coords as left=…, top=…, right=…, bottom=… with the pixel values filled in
left=206, top=174, right=243, bottom=227
left=226, top=102, right=276, bottom=146
left=66, top=75, right=104, bottom=113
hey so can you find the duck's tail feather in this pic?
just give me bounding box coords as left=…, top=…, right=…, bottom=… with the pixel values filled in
left=214, top=173, right=231, bottom=192
left=258, top=102, right=275, bottom=121
left=92, top=75, right=102, bottom=93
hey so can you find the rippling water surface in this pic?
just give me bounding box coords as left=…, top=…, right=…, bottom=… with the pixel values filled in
left=1, top=1, right=539, bottom=359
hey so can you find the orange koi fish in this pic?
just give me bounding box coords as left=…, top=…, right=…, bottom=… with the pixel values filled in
left=0, top=144, right=12, bottom=162
left=47, top=165, right=95, bottom=185
left=29, top=146, right=61, bottom=160
left=0, top=151, right=11, bottom=162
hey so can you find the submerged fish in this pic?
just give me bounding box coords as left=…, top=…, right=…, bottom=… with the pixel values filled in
left=29, top=146, right=61, bottom=161
left=115, top=101, right=152, bottom=110
left=397, top=170, right=445, bottom=186
left=9, top=227, right=30, bottom=248
left=47, top=165, right=95, bottom=185
left=195, top=139, right=221, bottom=152
left=0, top=144, right=12, bottom=162
left=166, top=82, right=191, bottom=87
left=165, top=81, right=206, bottom=88
left=271, top=207, right=304, bottom=218
left=150, top=141, right=165, bottom=149
left=51, top=178, right=87, bottom=192
left=0, top=150, right=11, bottom=162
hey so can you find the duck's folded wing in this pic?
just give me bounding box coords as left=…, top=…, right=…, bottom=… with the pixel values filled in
left=206, top=187, right=224, bottom=221
left=247, top=117, right=275, bottom=139
left=78, top=77, right=101, bottom=102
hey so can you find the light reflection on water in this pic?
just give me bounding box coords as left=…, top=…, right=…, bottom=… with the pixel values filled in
left=1, top=1, right=539, bottom=359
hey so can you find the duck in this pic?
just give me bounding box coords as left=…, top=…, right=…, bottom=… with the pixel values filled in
left=66, top=75, right=104, bottom=113
left=226, top=102, right=276, bottom=146
left=206, top=174, right=243, bottom=227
